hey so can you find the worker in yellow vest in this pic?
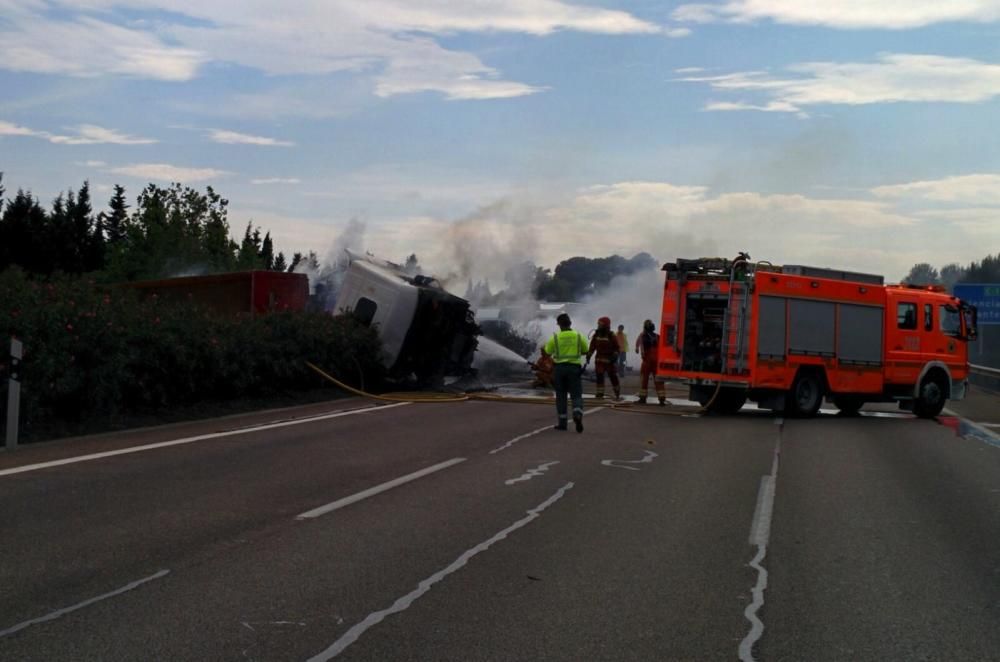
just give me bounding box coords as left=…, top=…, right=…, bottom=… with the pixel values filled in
left=543, top=313, right=589, bottom=432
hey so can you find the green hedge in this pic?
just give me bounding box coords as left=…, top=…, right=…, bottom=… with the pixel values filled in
left=0, top=268, right=384, bottom=439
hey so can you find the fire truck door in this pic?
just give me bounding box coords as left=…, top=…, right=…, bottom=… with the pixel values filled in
left=884, top=294, right=922, bottom=384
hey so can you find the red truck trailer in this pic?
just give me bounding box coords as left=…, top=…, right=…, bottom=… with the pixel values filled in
left=129, top=271, right=309, bottom=317
left=656, top=255, right=979, bottom=417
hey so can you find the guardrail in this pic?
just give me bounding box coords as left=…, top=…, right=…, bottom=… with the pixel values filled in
left=970, top=364, right=1000, bottom=393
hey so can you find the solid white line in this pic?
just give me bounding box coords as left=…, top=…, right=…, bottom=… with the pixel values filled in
left=739, top=432, right=782, bottom=662
left=305, top=482, right=574, bottom=661
left=601, top=450, right=658, bottom=472
left=487, top=407, right=605, bottom=455
left=0, top=569, right=170, bottom=638
left=489, top=425, right=551, bottom=455
left=296, top=457, right=467, bottom=519
left=0, top=403, right=411, bottom=478
left=504, top=461, right=560, bottom=486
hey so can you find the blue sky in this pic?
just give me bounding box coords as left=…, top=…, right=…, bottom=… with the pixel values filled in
left=2, top=1, right=1000, bottom=282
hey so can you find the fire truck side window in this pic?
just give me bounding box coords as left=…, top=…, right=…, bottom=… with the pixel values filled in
left=940, top=305, right=960, bottom=336
left=897, top=302, right=917, bottom=330
left=354, top=297, right=378, bottom=327
left=924, top=303, right=933, bottom=331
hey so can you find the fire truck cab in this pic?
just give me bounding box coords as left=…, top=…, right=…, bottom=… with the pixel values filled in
left=656, top=256, right=978, bottom=417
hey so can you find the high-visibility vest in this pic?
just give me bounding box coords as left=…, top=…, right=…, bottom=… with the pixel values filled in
left=544, top=330, right=588, bottom=365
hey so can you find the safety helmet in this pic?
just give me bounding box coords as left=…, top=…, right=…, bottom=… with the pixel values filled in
left=598, top=316, right=611, bottom=327
left=643, top=319, right=655, bottom=331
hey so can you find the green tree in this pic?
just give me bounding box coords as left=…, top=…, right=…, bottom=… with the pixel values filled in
left=273, top=251, right=288, bottom=272
left=260, top=231, right=275, bottom=270
left=0, top=189, right=49, bottom=273
left=903, top=263, right=940, bottom=286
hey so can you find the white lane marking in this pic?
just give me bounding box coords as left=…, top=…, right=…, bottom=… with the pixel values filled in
left=306, top=482, right=575, bottom=661
left=505, top=461, right=560, bottom=486
left=487, top=407, right=604, bottom=455
left=296, top=457, right=467, bottom=520
left=0, top=403, right=412, bottom=478
left=739, top=429, right=782, bottom=662
left=0, top=569, right=170, bottom=638
left=981, top=422, right=1000, bottom=429
left=601, top=450, right=658, bottom=471
left=489, top=426, right=550, bottom=455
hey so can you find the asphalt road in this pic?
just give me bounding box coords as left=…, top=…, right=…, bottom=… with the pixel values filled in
left=1, top=388, right=999, bottom=661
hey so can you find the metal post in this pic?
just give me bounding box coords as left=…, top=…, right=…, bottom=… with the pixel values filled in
left=5, top=338, right=22, bottom=450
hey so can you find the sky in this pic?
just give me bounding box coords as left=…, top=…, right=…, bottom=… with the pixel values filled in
left=2, top=0, right=1000, bottom=283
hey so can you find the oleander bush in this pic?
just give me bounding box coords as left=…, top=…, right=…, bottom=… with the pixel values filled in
left=0, top=267, right=383, bottom=440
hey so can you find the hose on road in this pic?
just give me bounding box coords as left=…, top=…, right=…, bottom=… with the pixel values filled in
left=306, top=361, right=720, bottom=416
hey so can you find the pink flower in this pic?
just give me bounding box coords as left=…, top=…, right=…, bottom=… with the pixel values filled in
left=66, top=323, right=74, bottom=332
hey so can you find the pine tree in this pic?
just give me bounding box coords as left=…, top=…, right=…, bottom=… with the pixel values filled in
left=288, top=252, right=304, bottom=272
left=273, top=252, right=287, bottom=272
left=260, top=231, right=274, bottom=270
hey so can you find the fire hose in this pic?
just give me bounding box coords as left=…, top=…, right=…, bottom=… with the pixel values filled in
left=306, top=361, right=723, bottom=416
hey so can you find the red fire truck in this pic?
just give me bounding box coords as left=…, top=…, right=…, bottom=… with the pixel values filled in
left=656, top=255, right=979, bottom=417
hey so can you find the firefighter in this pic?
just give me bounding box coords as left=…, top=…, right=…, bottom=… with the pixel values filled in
left=635, top=319, right=666, bottom=405
left=615, top=324, right=628, bottom=374
left=586, top=316, right=621, bottom=400
left=529, top=349, right=555, bottom=389
left=543, top=313, right=589, bottom=432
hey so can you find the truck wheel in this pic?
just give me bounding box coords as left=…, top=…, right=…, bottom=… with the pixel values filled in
left=832, top=396, right=864, bottom=415
left=913, top=374, right=947, bottom=418
left=787, top=372, right=823, bottom=417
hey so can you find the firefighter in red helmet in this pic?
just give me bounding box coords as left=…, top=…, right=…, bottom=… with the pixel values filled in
left=636, top=319, right=666, bottom=405
left=586, top=316, right=621, bottom=399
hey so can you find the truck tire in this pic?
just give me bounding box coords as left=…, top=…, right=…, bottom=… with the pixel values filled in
left=786, top=371, right=823, bottom=418
left=832, top=396, right=864, bottom=415
left=913, top=374, right=947, bottom=418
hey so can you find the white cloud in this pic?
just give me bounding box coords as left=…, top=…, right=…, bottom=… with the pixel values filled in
left=251, top=178, right=301, bottom=185
left=0, top=1, right=661, bottom=101
left=682, top=53, right=1000, bottom=113
left=209, top=130, right=294, bottom=147
left=77, top=160, right=108, bottom=167
left=872, top=173, right=1000, bottom=205
left=50, top=124, right=157, bottom=145
left=673, top=1, right=1000, bottom=29
left=664, top=27, right=693, bottom=38
left=0, top=119, right=38, bottom=137
left=108, top=163, right=229, bottom=182
left=0, top=119, right=156, bottom=144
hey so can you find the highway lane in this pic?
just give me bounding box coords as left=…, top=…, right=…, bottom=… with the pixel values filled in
left=0, top=392, right=998, bottom=661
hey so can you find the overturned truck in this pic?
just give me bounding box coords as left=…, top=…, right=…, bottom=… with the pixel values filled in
left=333, top=252, right=480, bottom=385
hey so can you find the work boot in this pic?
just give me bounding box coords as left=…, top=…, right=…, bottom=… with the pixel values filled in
left=614, top=389, right=621, bottom=400
left=637, top=396, right=647, bottom=405
left=658, top=397, right=666, bottom=406
left=594, top=393, right=604, bottom=400
left=573, top=412, right=584, bottom=433
left=554, top=419, right=567, bottom=431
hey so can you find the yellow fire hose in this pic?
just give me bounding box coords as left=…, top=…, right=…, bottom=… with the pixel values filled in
left=306, top=361, right=722, bottom=416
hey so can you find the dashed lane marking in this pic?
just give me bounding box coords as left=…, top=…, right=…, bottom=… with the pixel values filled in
left=0, top=403, right=412, bottom=478
left=296, top=457, right=467, bottom=520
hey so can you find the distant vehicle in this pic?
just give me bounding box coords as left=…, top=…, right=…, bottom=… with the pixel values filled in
left=656, top=255, right=979, bottom=417
left=129, top=270, right=309, bottom=317
left=333, top=252, right=480, bottom=384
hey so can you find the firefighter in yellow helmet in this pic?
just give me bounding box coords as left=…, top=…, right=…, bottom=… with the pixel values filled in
left=543, top=313, right=589, bottom=432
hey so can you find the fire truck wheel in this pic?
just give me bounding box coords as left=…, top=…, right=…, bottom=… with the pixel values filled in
left=787, top=371, right=824, bottom=417
left=914, top=374, right=947, bottom=418
left=832, top=396, right=864, bottom=415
